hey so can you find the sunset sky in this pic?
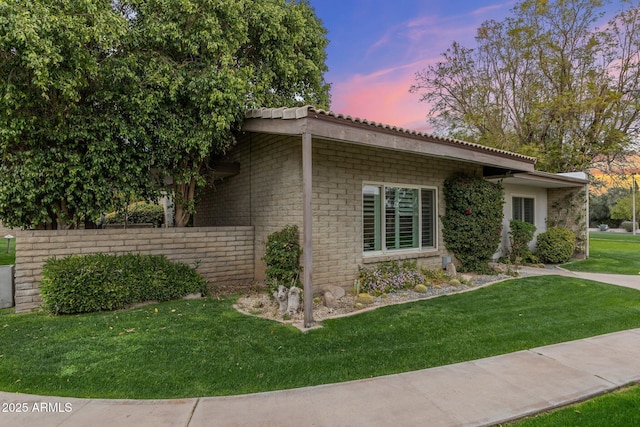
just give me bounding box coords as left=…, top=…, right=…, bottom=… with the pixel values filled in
left=310, top=0, right=620, bottom=132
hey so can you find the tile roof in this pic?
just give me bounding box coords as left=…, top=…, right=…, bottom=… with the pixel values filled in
left=245, top=106, right=538, bottom=164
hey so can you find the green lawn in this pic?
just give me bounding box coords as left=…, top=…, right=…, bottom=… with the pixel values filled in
left=511, top=383, right=640, bottom=426
left=0, top=238, right=15, bottom=265
left=1, top=276, right=640, bottom=399
left=563, top=233, right=640, bottom=274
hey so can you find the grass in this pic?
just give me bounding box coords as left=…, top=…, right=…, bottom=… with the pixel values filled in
left=1, top=276, right=640, bottom=399
left=510, top=383, right=640, bottom=426
left=0, top=238, right=16, bottom=265
left=563, top=233, right=640, bottom=275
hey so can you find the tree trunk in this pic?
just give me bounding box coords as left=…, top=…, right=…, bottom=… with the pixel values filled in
left=173, top=178, right=197, bottom=227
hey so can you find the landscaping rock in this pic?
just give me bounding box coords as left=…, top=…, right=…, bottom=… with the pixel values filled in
left=273, top=285, right=289, bottom=313
left=326, top=285, right=346, bottom=300
left=355, top=293, right=374, bottom=305
left=287, top=286, right=301, bottom=315
left=446, top=262, right=457, bottom=277
left=324, top=291, right=336, bottom=308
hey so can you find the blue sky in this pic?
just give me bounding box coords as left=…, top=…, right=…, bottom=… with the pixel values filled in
left=309, top=0, right=519, bottom=131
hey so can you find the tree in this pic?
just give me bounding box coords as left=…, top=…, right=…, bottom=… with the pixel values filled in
left=589, top=186, right=628, bottom=225
left=610, top=183, right=640, bottom=220
left=1, top=0, right=330, bottom=229
left=115, top=0, right=330, bottom=226
left=0, top=0, right=153, bottom=229
left=411, top=0, right=640, bottom=173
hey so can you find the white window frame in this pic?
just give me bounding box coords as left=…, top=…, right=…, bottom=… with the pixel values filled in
left=362, top=182, right=438, bottom=256
left=512, top=195, right=535, bottom=224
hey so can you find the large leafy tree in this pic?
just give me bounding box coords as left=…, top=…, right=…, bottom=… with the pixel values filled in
left=1, top=0, right=330, bottom=229
left=411, top=0, right=640, bottom=173
left=0, top=0, right=152, bottom=229
left=116, top=0, right=330, bottom=226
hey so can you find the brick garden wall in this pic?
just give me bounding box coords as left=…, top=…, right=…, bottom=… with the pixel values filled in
left=13, top=227, right=254, bottom=312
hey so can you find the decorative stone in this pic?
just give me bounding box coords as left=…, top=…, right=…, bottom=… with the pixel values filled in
left=355, top=293, right=374, bottom=305
left=326, top=285, right=346, bottom=300
left=446, top=262, right=457, bottom=277
left=273, top=285, right=289, bottom=313
left=324, top=291, right=336, bottom=308
left=414, top=284, right=428, bottom=293
left=287, top=286, right=301, bottom=315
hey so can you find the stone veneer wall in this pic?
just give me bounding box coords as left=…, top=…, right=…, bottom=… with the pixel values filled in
left=547, top=187, right=589, bottom=257
left=13, top=227, right=254, bottom=312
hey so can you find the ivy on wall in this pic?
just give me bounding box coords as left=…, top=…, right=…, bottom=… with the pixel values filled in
left=441, top=174, right=504, bottom=273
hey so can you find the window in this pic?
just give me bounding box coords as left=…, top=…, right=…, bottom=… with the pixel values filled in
left=363, top=184, right=436, bottom=253
left=513, top=197, right=535, bottom=224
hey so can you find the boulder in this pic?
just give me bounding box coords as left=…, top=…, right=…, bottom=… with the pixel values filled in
left=324, top=291, right=336, bottom=308
left=287, top=286, right=301, bottom=315
left=326, top=285, right=346, bottom=300
left=446, top=262, right=457, bottom=277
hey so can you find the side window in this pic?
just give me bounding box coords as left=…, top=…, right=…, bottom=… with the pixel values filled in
left=513, top=197, right=534, bottom=224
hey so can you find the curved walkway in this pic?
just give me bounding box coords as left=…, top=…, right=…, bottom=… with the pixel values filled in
left=2, top=271, right=639, bottom=427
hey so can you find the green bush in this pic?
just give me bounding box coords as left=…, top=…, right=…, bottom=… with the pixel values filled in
left=508, top=219, right=536, bottom=263
left=441, top=174, right=504, bottom=273
left=262, top=225, right=302, bottom=292
left=536, top=227, right=576, bottom=264
left=621, top=221, right=638, bottom=232
left=104, top=202, right=165, bottom=227
left=41, top=253, right=207, bottom=314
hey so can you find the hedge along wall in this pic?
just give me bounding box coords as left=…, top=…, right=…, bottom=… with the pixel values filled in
left=13, top=226, right=254, bottom=313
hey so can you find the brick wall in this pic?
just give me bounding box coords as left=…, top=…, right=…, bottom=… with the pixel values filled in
left=196, top=133, right=482, bottom=293
left=13, top=227, right=254, bottom=312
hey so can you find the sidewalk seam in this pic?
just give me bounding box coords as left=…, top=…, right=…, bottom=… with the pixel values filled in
left=184, top=398, right=199, bottom=427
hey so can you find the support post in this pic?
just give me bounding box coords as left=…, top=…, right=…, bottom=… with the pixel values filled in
left=633, top=174, right=637, bottom=236
left=302, top=132, right=314, bottom=327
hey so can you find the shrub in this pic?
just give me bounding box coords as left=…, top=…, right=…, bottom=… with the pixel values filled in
left=536, top=227, right=576, bottom=264
left=262, top=225, right=302, bottom=293
left=104, top=202, right=165, bottom=227
left=621, top=221, right=638, bottom=232
left=41, top=253, right=207, bottom=314
left=441, top=174, right=504, bottom=273
left=508, top=219, right=536, bottom=263
left=356, top=260, right=429, bottom=295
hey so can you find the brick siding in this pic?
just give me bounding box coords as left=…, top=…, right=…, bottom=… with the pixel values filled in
left=195, top=133, right=482, bottom=293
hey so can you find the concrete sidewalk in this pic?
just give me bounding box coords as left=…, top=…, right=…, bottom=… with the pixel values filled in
left=1, top=328, right=639, bottom=427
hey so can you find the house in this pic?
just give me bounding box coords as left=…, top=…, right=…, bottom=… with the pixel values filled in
left=194, top=106, right=588, bottom=320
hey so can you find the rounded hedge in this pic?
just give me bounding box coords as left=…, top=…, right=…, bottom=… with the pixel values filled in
left=41, top=253, right=207, bottom=314
left=536, top=227, right=576, bottom=264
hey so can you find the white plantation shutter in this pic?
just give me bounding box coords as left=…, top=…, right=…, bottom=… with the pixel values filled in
left=363, top=185, right=381, bottom=251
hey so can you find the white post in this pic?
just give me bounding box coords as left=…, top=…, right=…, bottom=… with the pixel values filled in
left=633, top=174, right=637, bottom=236
left=302, top=132, right=314, bottom=328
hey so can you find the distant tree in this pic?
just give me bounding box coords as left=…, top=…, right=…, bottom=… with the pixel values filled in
left=610, top=185, right=640, bottom=221
left=411, top=0, right=640, bottom=173
left=116, top=0, right=331, bottom=226
left=589, top=187, right=629, bottom=225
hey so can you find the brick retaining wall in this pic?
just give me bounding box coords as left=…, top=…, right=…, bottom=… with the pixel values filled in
left=13, top=227, right=254, bottom=312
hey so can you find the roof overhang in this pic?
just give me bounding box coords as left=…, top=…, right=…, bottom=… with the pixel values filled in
left=242, top=106, right=538, bottom=173
left=485, top=171, right=589, bottom=189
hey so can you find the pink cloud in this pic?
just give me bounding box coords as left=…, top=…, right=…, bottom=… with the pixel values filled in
left=330, top=59, right=436, bottom=132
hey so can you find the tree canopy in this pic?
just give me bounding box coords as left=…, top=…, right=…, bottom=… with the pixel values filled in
left=0, top=0, right=330, bottom=228
left=411, top=0, right=640, bottom=173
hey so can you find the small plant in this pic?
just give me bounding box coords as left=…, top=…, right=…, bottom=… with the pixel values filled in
left=356, top=260, right=429, bottom=294
left=262, top=225, right=302, bottom=294
left=536, top=227, right=576, bottom=264
left=508, top=219, right=536, bottom=266
left=414, top=284, right=428, bottom=293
